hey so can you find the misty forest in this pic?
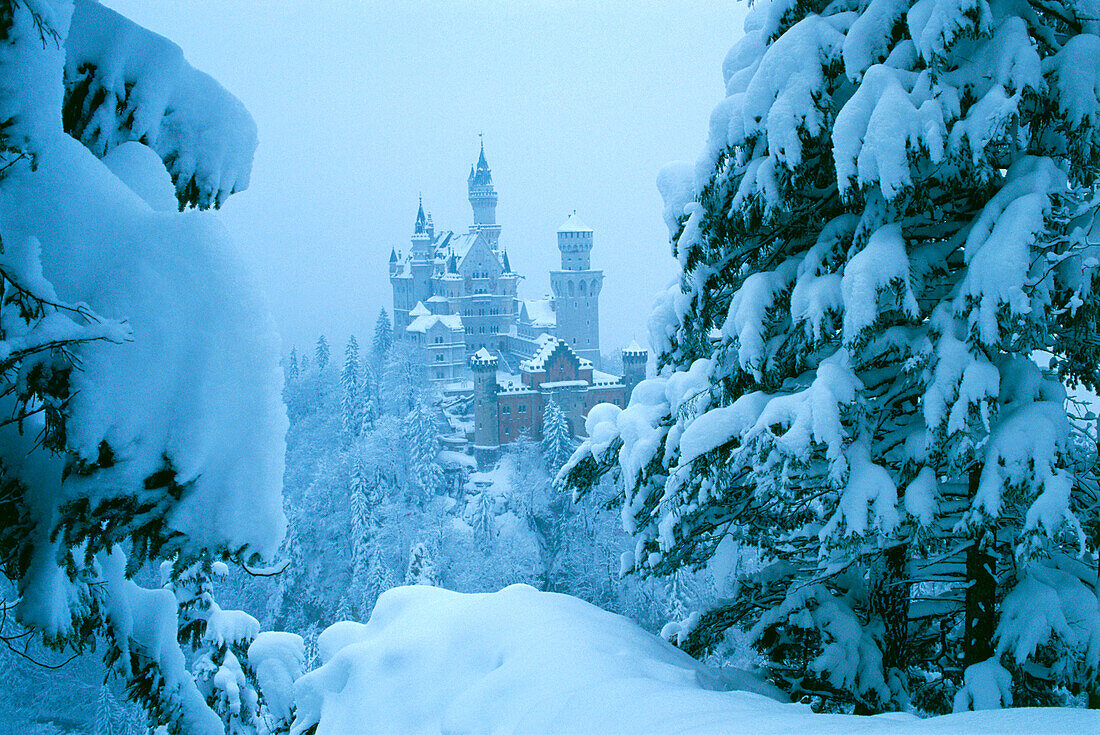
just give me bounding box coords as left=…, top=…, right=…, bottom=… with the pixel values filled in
left=2, top=0, right=1100, bottom=733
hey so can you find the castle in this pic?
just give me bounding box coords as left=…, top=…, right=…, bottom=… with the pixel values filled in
left=388, top=141, right=647, bottom=449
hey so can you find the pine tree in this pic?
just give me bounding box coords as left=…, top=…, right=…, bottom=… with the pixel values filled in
left=472, top=486, right=496, bottom=547
left=541, top=399, right=575, bottom=472
left=405, top=542, right=438, bottom=586
left=403, top=396, right=444, bottom=503
left=315, top=334, right=330, bottom=371
left=561, top=0, right=1100, bottom=713
left=94, top=684, right=118, bottom=735
left=372, top=308, right=394, bottom=363
left=285, top=347, right=299, bottom=383
left=1, top=3, right=287, bottom=730
left=341, top=335, right=364, bottom=438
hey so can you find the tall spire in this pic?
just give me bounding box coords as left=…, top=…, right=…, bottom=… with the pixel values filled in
left=414, top=193, right=426, bottom=234
left=477, top=133, right=488, bottom=171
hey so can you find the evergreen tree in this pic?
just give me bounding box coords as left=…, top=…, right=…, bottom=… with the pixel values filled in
left=403, top=396, right=444, bottom=503
left=472, top=486, right=496, bottom=547
left=94, top=684, right=117, bottom=735
left=372, top=308, right=394, bottom=363
left=0, top=3, right=288, bottom=729
left=405, top=542, right=439, bottom=586
left=341, top=335, right=364, bottom=438
left=561, top=0, right=1100, bottom=713
left=315, top=334, right=331, bottom=371
left=541, top=399, right=575, bottom=472
left=285, top=347, right=299, bottom=383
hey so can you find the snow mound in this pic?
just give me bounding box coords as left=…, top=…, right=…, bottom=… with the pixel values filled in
left=291, top=585, right=1099, bottom=735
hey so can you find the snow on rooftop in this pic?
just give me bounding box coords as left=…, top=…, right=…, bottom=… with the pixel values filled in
left=623, top=339, right=647, bottom=355
left=409, top=301, right=430, bottom=317
left=406, top=313, right=463, bottom=333
left=471, top=348, right=495, bottom=363
left=558, top=211, right=593, bottom=232
left=521, top=298, right=556, bottom=327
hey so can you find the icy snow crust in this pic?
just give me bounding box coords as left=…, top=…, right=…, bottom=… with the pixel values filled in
left=293, top=585, right=1100, bottom=735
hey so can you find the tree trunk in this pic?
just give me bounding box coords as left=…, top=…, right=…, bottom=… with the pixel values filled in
left=857, top=542, right=910, bottom=714
left=964, top=464, right=996, bottom=667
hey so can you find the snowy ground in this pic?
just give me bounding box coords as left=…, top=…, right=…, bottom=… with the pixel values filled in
left=291, top=585, right=1099, bottom=735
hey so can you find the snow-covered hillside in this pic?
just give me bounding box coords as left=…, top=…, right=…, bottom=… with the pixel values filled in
left=291, top=585, right=1100, bottom=735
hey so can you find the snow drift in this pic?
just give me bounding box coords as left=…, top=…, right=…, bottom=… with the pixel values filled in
left=291, top=585, right=1100, bottom=735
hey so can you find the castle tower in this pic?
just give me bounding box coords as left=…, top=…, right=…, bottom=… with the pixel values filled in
left=408, top=196, right=434, bottom=310
left=468, top=138, right=501, bottom=250
left=550, top=212, right=603, bottom=366
left=621, top=341, right=648, bottom=403
left=470, top=348, right=500, bottom=450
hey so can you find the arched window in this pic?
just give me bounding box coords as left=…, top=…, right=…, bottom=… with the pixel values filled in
left=591, top=279, right=598, bottom=295
left=568, top=281, right=575, bottom=297
left=579, top=281, right=587, bottom=296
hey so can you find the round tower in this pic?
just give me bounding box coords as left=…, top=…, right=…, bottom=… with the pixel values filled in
left=621, top=341, right=648, bottom=403
left=470, top=348, right=500, bottom=450
left=467, top=138, right=497, bottom=228
left=550, top=212, right=603, bottom=367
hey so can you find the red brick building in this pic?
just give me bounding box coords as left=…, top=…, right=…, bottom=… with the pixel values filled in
left=470, top=336, right=646, bottom=449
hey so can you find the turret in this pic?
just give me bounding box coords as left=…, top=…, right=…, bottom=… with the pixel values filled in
left=557, top=211, right=594, bottom=270
left=550, top=211, right=602, bottom=366
left=468, top=138, right=497, bottom=228
left=389, top=247, right=399, bottom=276
left=621, top=341, right=648, bottom=402
left=470, top=348, right=500, bottom=449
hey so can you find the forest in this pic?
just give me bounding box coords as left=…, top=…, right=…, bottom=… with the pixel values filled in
left=0, top=0, right=1099, bottom=733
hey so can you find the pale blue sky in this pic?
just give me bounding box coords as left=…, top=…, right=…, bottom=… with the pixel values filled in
left=101, top=1, right=745, bottom=355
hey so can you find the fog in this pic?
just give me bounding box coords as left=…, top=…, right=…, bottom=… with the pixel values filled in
left=101, top=0, right=745, bottom=354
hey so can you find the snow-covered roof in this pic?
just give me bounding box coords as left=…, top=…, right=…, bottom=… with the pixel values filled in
left=591, top=370, right=623, bottom=386
left=558, top=212, right=592, bottom=233
left=520, top=298, right=556, bottom=327
left=407, top=313, right=463, bottom=333
left=410, top=301, right=430, bottom=317
left=470, top=348, right=497, bottom=366
left=622, top=340, right=647, bottom=356
left=427, top=295, right=448, bottom=303
left=520, top=336, right=592, bottom=372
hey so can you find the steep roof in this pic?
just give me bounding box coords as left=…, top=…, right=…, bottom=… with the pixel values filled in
left=406, top=313, right=463, bottom=334
left=409, top=301, right=430, bottom=317
left=521, top=335, right=592, bottom=372
left=558, top=212, right=592, bottom=233
left=520, top=299, right=556, bottom=327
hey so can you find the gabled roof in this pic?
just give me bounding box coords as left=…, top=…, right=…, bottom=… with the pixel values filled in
left=406, top=312, right=463, bottom=333
left=409, top=301, right=430, bottom=317
left=520, top=299, right=556, bottom=327
left=520, top=335, right=592, bottom=372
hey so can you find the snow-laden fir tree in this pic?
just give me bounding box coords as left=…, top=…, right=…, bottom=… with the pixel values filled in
left=0, top=1, right=288, bottom=730
left=541, top=399, right=575, bottom=472
left=561, top=0, right=1100, bottom=713
left=168, top=560, right=263, bottom=735
left=286, top=347, right=299, bottom=383
left=341, top=334, right=364, bottom=438
left=405, top=542, right=439, bottom=586
left=372, top=308, right=394, bottom=363
left=315, top=334, right=330, bottom=371
left=403, top=396, right=444, bottom=503
left=346, top=454, right=394, bottom=618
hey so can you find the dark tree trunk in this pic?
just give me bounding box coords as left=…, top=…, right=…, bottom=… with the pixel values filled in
left=856, top=542, right=910, bottom=714
left=964, top=464, right=996, bottom=667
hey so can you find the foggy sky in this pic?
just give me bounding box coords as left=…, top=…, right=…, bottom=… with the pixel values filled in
left=100, top=1, right=745, bottom=356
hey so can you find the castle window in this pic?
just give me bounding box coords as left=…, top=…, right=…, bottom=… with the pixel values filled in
left=502, top=406, right=510, bottom=414
left=518, top=405, right=527, bottom=414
